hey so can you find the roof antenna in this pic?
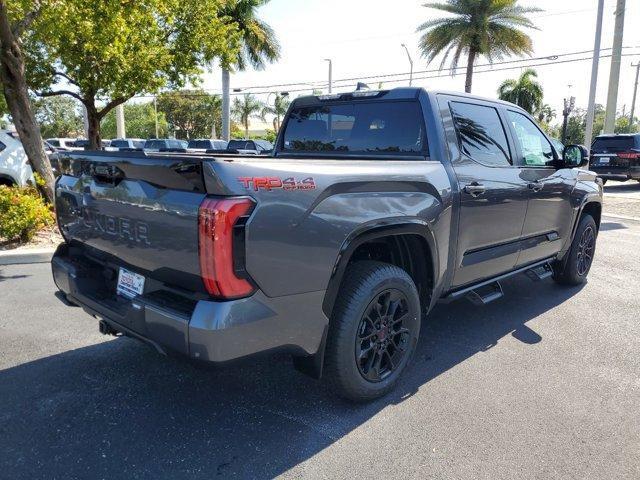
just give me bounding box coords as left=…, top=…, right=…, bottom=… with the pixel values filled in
left=356, top=82, right=371, bottom=91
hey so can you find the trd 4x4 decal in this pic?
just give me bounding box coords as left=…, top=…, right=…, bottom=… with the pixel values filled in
left=238, top=177, right=316, bottom=191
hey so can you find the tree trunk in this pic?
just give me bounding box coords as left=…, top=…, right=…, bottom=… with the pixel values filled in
left=86, top=102, right=101, bottom=150
left=465, top=50, right=476, bottom=94
left=0, top=3, right=55, bottom=202
left=244, top=119, right=249, bottom=139
left=221, top=68, right=231, bottom=141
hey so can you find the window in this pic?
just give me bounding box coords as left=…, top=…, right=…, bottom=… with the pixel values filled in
left=450, top=102, right=511, bottom=166
left=111, top=140, right=128, bottom=148
left=228, top=140, right=250, bottom=150
left=0, top=141, right=5, bottom=153
left=48, top=139, right=60, bottom=147
left=507, top=111, right=554, bottom=166
left=591, top=135, right=638, bottom=153
left=282, top=101, right=427, bottom=157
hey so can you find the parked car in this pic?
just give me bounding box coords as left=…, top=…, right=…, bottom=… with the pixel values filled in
left=589, top=133, right=640, bottom=184
left=187, top=139, right=228, bottom=153
left=0, top=131, right=33, bottom=186
left=52, top=87, right=602, bottom=401
left=143, top=138, right=188, bottom=152
left=221, top=139, right=273, bottom=155
left=45, top=138, right=84, bottom=151
left=108, top=138, right=146, bottom=151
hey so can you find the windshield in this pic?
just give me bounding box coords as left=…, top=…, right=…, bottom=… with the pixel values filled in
left=282, top=100, right=427, bottom=156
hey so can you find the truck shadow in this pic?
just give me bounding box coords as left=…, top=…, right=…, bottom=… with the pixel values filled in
left=0, top=275, right=583, bottom=479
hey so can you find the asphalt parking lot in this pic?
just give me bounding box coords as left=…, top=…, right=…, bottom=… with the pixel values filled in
left=1, top=182, right=639, bottom=479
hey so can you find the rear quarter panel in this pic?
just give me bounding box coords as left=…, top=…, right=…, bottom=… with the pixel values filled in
left=205, top=158, right=453, bottom=298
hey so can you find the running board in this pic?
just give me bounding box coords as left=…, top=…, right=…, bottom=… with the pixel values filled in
left=466, top=281, right=504, bottom=305
left=526, top=262, right=553, bottom=281
left=442, top=258, right=556, bottom=304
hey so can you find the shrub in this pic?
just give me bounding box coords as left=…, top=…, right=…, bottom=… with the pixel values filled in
left=0, top=185, right=55, bottom=243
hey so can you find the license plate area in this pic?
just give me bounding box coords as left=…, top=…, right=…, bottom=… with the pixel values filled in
left=117, top=267, right=146, bottom=299
left=599, top=157, right=611, bottom=165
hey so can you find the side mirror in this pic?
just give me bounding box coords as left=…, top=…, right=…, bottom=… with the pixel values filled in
left=563, top=144, right=589, bottom=168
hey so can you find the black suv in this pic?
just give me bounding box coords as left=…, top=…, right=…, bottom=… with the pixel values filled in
left=590, top=134, right=640, bottom=183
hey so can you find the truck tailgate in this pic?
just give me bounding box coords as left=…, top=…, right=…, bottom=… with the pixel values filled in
left=55, top=153, right=207, bottom=291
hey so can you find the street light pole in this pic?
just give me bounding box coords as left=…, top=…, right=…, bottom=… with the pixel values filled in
left=585, top=0, right=605, bottom=148
left=401, top=44, right=414, bottom=86
left=153, top=96, right=159, bottom=139
left=629, top=62, right=640, bottom=127
left=562, top=96, right=576, bottom=144
left=603, top=0, right=626, bottom=134
left=324, top=59, right=333, bottom=93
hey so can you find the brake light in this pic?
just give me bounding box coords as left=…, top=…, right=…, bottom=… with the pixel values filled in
left=618, top=152, right=640, bottom=159
left=198, top=197, right=256, bottom=299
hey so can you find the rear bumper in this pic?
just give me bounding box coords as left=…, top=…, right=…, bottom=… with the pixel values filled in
left=52, top=244, right=328, bottom=363
left=589, top=166, right=640, bottom=181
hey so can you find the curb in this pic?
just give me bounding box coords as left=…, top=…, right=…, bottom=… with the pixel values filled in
left=0, top=247, right=56, bottom=265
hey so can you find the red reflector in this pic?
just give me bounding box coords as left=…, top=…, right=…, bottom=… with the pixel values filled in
left=618, top=152, right=640, bottom=159
left=198, top=197, right=255, bottom=299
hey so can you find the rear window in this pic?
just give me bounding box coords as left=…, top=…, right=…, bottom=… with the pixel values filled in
left=144, top=140, right=165, bottom=149
left=592, top=136, right=637, bottom=153
left=111, top=140, right=128, bottom=148
left=188, top=140, right=212, bottom=149
left=228, top=140, right=251, bottom=150
left=282, top=101, right=427, bottom=156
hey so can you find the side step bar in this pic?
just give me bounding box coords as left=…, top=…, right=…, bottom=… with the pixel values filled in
left=443, top=258, right=556, bottom=305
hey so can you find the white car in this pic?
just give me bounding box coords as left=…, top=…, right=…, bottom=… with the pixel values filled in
left=0, top=131, right=33, bottom=187
left=45, top=138, right=83, bottom=151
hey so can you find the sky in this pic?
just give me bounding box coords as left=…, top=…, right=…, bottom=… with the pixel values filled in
left=200, top=0, right=640, bottom=129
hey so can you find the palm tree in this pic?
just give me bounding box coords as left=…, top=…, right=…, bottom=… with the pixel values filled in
left=537, top=103, right=556, bottom=124
left=232, top=94, right=264, bottom=138
left=261, top=93, right=290, bottom=132
left=220, top=0, right=281, bottom=140
left=417, top=0, right=540, bottom=93
left=497, top=68, right=544, bottom=114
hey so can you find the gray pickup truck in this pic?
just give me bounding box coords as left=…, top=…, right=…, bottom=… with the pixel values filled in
left=52, top=88, right=602, bottom=401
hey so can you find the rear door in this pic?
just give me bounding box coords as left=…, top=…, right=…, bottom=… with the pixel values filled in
left=505, top=109, right=575, bottom=266
left=441, top=97, right=530, bottom=287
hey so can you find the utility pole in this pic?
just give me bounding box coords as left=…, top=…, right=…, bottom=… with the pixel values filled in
left=221, top=69, right=231, bottom=141
left=629, top=62, right=640, bottom=127
left=153, top=96, right=159, bottom=139
left=585, top=0, right=605, bottom=147
left=561, top=96, right=576, bottom=144
left=324, top=59, right=333, bottom=93
left=401, top=44, right=414, bottom=86
left=115, top=104, right=126, bottom=139
left=603, top=0, right=626, bottom=134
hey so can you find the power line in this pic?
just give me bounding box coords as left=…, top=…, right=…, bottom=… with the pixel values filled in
left=127, top=49, right=640, bottom=100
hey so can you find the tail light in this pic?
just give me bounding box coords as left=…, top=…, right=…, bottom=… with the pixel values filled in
left=198, top=197, right=256, bottom=299
left=618, top=152, right=640, bottom=160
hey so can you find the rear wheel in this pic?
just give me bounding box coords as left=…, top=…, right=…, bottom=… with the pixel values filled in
left=324, top=261, right=421, bottom=402
left=553, top=214, right=597, bottom=285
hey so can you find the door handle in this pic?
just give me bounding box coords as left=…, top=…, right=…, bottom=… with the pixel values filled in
left=464, top=182, right=486, bottom=197
left=528, top=181, right=543, bottom=192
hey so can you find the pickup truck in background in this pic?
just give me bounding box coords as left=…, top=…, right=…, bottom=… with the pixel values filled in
left=51, top=88, right=602, bottom=401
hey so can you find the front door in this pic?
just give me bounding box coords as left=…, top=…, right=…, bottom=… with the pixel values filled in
left=443, top=99, right=530, bottom=287
left=505, top=110, right=575, bottom=266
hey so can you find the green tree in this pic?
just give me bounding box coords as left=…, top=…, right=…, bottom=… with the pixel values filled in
left=261, top=93, right=290, bottom=131
left=232, top=94, right=264, bottom=138
left=101, top=102, right=168, bottom=140
left=537, top=104, right=556, bottom=124
left=33, top=96, right=83, bottom=138
left=220, top=0, right=280, bottom=140
left=30, top=0, right=238, bottom=148
left=157, top=90, right=222, bottom=139
left=0, top=1, right=55, bottom=201
left=417, top=0, right=540, bottom=93
left=497, top=69, right=543, bottom=114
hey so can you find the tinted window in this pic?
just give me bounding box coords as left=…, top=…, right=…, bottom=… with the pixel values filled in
left=188, top=140, right=212, bottom=149
left=0, top=141, right=5, bottom=153
left=507, top=111, right=554, bottom=166
left=283, top=101, right=427, bottom=156
left=144, top=140, right=165, bottom=149
left=111, top=140, right=128, bottom=148
left=450, top=102, right=511, bottom=166
left=48, top=139, right=60, bottom=147
left=592, top=136, right=637, bottom=153
left=228, top=140, right=250, bottom=150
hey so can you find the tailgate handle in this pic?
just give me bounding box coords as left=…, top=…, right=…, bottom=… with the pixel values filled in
left=90, top=164, right=124, bottom=185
